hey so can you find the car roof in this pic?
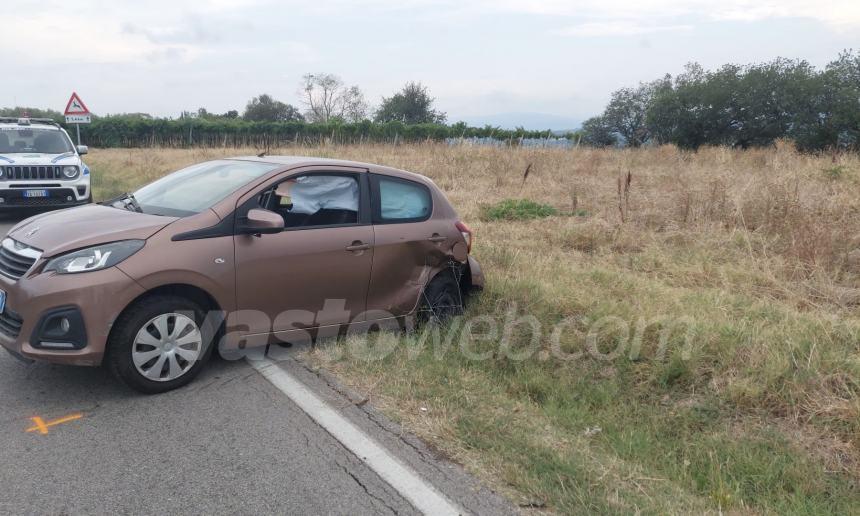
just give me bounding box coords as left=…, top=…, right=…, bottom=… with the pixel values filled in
left=227, top=155, right=435, bottom=185
left=0, top=118, right=63, bottom=130
left=0, top=123, right=61, bottom=130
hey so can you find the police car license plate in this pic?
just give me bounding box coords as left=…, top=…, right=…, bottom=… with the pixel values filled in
left=24, top=190, right=49, bottom=198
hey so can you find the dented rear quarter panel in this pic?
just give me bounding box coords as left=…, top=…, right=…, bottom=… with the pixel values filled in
left=365, top=173, right=468, bottom=315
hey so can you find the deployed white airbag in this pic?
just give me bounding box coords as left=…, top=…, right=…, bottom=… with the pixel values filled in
left=284, top=176, right=359, bottom=214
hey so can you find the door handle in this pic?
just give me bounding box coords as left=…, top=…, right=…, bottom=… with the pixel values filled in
left=345, top=241, right=371, bottom=252
left=427, top=234, right=447, bottom=242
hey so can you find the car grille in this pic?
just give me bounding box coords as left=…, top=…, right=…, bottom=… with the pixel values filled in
left=0, top=308, right=23, bottom=339
left=0, top=239, right=41, bottom=280
left=2, top=166, right=63, bottom=180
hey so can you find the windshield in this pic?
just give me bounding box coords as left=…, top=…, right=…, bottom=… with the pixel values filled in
left=130, top=160, right=279, bottom=216
left=0, top=127, right=74, bottom=154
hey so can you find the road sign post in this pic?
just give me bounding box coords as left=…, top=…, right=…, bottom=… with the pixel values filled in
left=63, top=92, right=91, bottom=145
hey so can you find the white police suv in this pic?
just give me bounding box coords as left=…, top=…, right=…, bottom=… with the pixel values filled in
left=0, top=117, right=91, bottom=209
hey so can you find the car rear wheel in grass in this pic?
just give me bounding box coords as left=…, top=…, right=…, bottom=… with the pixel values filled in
left=107, top=295, right=215, bottom=394
left=420, top=270, right=465, bottom=325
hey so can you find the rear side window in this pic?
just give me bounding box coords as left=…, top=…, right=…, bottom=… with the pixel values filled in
left=373, top=175, right=432, bottom=223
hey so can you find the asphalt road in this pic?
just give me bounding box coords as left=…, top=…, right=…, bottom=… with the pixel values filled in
left=0, top=211, right=27, bottom=236
left=0, top=211, right=514, bottom=515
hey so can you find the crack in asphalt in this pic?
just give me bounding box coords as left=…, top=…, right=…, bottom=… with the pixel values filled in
left=251, top=358, right=415, bottom=513
left=336, top=461, right=401, bottom=516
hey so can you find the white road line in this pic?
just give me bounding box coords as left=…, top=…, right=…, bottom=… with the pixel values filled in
left=248, top=357, right=465, bottom=516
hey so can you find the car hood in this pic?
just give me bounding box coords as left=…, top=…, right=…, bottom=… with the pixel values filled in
left=0, top=152, right=80, bottom=165
left=7, top=204, right=177, bottom=257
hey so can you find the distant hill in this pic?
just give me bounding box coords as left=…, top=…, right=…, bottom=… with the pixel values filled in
left=455, top=112, right=581, bottom=132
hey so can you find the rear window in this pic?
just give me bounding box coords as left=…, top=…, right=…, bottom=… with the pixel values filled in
left=376, top=176, right=432, bottom=222
left=0, top=128, right=73, bottom=154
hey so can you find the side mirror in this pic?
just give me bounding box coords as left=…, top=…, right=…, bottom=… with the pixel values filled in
left=76, top=145, right=88, bottom=155
left=240, top=208, right=284, bottom=235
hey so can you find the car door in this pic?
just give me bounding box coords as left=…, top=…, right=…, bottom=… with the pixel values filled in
left=233, top=168, right=373, bottom=338
left=365, top=173, right=453, bottom=316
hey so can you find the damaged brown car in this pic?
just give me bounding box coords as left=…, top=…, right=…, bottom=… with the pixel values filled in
left=0, top=157, right=483, bottom=393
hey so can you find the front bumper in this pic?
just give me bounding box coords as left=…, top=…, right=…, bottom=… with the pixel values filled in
left=0, top=266, right=145, bottom=366
left=0, top=187, right=91, bottom=209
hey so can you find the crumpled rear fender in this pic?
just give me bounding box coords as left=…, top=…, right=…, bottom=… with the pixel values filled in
left=467, top=255, right=484, bottom=290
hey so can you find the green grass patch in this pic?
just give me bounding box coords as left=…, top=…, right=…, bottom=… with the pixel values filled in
left=480, top=198, right=559, bottom=221
left=822, top=165, right=853, bottom=181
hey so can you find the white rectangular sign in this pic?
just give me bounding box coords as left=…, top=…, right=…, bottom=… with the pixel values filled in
left=65, top=114, right=91, bottom=124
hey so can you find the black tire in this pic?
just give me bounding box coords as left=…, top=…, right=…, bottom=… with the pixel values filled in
left=106, top=295, right=215, bottom=394
left=419, top=270, right=465, bottom=325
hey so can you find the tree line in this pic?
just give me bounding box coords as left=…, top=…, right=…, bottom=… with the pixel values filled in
left=580, top=51, right=860, bottom=152
left=1, top=77, right=560, bottom=147
left=0, top=109, right=557, bottom=149
left=56, top=118, right=557, bottom=148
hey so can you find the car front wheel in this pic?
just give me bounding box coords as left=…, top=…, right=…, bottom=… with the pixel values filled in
left=107, top=295, right=215, bottom=394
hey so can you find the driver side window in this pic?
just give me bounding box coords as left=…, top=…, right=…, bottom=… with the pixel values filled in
left=258, top=174, right=360, bottom=229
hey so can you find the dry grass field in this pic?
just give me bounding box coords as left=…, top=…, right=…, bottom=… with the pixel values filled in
left=87, top=143, right=860, bottom=514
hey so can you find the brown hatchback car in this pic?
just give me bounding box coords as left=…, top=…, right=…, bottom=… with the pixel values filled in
left=0, top=157, right=482, bottom=393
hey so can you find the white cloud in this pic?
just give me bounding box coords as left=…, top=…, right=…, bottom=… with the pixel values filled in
left=0, top=13, right=192, bottom=64
left=278, top=42, right=319, bottom=64
left=556, top=21, right=694, bottom=37
left=0, top=1, right=311, bottom=65
left=709, top=1, right=860, bottom=31
left=487, top=0, right=860, bottom=31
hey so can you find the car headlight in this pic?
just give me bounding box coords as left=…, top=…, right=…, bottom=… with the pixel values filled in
left=44, top=240, right=145, bottom=274
left=62, top=166, right=79, bottom=179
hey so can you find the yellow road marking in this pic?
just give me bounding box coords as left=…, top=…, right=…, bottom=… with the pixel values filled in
left=26, top=413, right=83, bottom=435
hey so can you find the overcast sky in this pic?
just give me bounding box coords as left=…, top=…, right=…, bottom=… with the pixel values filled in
left=4, top=0, right=858, bottom=127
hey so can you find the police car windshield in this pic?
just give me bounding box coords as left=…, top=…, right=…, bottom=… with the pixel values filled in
left=0, top=128, right=74, bottom=154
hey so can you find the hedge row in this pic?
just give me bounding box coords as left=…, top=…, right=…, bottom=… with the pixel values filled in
left=61, top=118, right=565, bottom=148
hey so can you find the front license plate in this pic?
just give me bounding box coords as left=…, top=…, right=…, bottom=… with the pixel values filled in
left=23, top=190, right=48, bottom=198
left=0, top=290, right=6, bottom=314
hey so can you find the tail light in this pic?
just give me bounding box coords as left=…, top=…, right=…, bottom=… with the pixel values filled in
left=455, top=221, right=473, bottom=253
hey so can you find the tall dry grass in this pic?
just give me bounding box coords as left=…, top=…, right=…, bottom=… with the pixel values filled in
left=91, top=141, right=860, bottom=299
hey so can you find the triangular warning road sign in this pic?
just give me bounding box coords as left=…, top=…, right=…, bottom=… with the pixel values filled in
left=64, top=92, right=90, bottom=116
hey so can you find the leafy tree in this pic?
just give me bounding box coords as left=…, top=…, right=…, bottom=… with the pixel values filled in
left=646, top=64, right=742, bottom=149
left=300, top=73, right=368, bottom=123
left=644, top=59, right=830, bottom=150
left=602, top=81, right=661, bottom=147
left=243, top=94, right=304, bottom=122
left=374, top=82, right=447, bottom=124
left=730, top=58, right=819, bottom=148
left=0, top=106, right=64, bottom=122
left=579, top=116, right=616, bottom=147
left=821, top=51, right=860, bottom=150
